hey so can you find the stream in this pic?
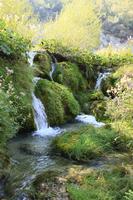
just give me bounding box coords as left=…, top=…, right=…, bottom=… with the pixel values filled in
left=3, top=52, right=118, bottom=199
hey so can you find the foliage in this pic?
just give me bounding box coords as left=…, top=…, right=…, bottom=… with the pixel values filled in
left=0, top=54, right=34, bottom=133
left=0, top=0, right=40, bottom=41
left=35, top=79, right=80, bottom=126
left=124, top=190, right=133, bottom=200
left=102, top=0, right=133, bottom=26
left=0, top=90, right=18, bottom=148
left=67, top=167, right=133, bottom=200
left=0, top=20, right=31, bottom=56
left=44, top=0, right=101, bottom=49
left=96, top=46, right=133, bottom=69
left=53, top=125, right=128, bottom=161
left=106, top=64, right=133, bottom=149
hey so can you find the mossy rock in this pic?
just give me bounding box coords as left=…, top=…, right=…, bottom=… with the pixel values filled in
left=76, top=91, right=106, bottom=120
left=101, top=75, right=117, bottom=96
left=34, top=52, right=52, bottom=79
left=53, top=62, right=88, bottom=93
left=35, top=79, right=80, bottom=126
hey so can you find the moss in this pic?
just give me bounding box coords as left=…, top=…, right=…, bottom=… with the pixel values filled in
left=53, top=62, right=88, bottom=93
left=34, top=52, right=52, bottom=79
left=75, top=91, right=107, bottom=120
left=35, top=79, right=80, bottom=126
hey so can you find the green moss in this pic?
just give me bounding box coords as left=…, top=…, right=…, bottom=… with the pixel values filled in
left=53, top=125, right=130, bottom=161
left=34, top=52, right=52, bottom=79
left=35, top=79, right=80, bottom=126
left=67, top=167, right=133, bottom=200
left=75, top=91, right=107, bottom=120
left=53, top=62, right=87, bottom=93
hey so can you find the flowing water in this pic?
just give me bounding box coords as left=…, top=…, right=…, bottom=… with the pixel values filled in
left=95, top=72, right=110, bottom=90
left=50, top=62, right=56, bottom=81
left=5, top=52, right=112, bottom=199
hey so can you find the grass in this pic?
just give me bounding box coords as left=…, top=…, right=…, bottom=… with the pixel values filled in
left=53, top=125, right=130, bottom=161
left=67, top=166, right=133, bottom=200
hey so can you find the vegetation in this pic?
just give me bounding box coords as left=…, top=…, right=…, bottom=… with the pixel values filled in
left=35, top=79, right=80, bottom=125
left=0, top=0, right=40, bottom=41
left=53, top=62, right=87, bottom=93
left=44, top=0, right=101, bottom=49
left=0, top=20, right=34, bottom=149
left=67, top=166, right=133, bottom=200
left=53, top=125, right=131, bottom=161
left=34, top=52, right=52, bottom=79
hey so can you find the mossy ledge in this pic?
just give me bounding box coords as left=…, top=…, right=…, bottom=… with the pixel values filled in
left=35, top=79, right=80, bottom=126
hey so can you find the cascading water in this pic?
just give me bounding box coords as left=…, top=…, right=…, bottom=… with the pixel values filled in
left=50, top=62, right=56, bottom=81
left=32, top=93, right=48, bottom=130
left=28, top=52, right=60, bottom=137
left=75, top=71, right=110, bottom=127
left=95, top=72, right=110, bottom=90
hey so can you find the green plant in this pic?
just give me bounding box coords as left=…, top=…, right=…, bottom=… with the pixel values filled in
left=53, top=125, right=127, bottom=161
left=124, top=190, right=133, bottom=200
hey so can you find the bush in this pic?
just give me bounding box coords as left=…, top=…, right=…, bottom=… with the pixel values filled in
left=35, top=79, right=80, bottom=126
left=0, top=20, right=31, bottom=57
left=44, top=0, right=101, bottom=50
left=0, top=90, right=18, bottom=148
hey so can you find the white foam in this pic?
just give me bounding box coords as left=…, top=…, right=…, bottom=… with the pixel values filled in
left=32, top=127, right=61, bottom=137
left=75, top=114, right=105, bottom=128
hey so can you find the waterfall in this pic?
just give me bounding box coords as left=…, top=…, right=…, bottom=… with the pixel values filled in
left=32, top=93, right=48, bottom=130
left=28, top=52, right=60, bottom=137
left=75, top=114, right=105, bottom=127
left=27, top=51, right=37, bottom=67
left=50, top=62, right=56, bottom=81
left=95, top=72, right=110, bottom=90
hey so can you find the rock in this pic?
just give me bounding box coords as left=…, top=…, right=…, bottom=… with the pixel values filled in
left=35, top=79, right=80, bottom=126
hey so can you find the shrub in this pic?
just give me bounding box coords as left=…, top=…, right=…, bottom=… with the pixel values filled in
left=44, top=0, right=101, bottom=50
left=0, top=20, right=31, bottom=57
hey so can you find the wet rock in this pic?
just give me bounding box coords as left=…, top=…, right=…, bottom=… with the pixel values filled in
left=31, top=170, right=70, bottom=200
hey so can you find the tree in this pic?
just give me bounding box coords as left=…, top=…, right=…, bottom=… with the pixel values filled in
left=0, top=0, right=40, bottom=41
left=44, top=0, right=101, bottom=50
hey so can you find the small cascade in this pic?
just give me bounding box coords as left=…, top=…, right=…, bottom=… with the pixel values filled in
left=75, top=114, right=105, bottom=127
left=32, top=93, right=48, bottom=130
left=28, top=52, right=61, bottom=137
left=27, top=51, right=37, bottom=67
left=95, top=72, right=110, bottom=90
left=50, top=62, right=56, bottom=81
